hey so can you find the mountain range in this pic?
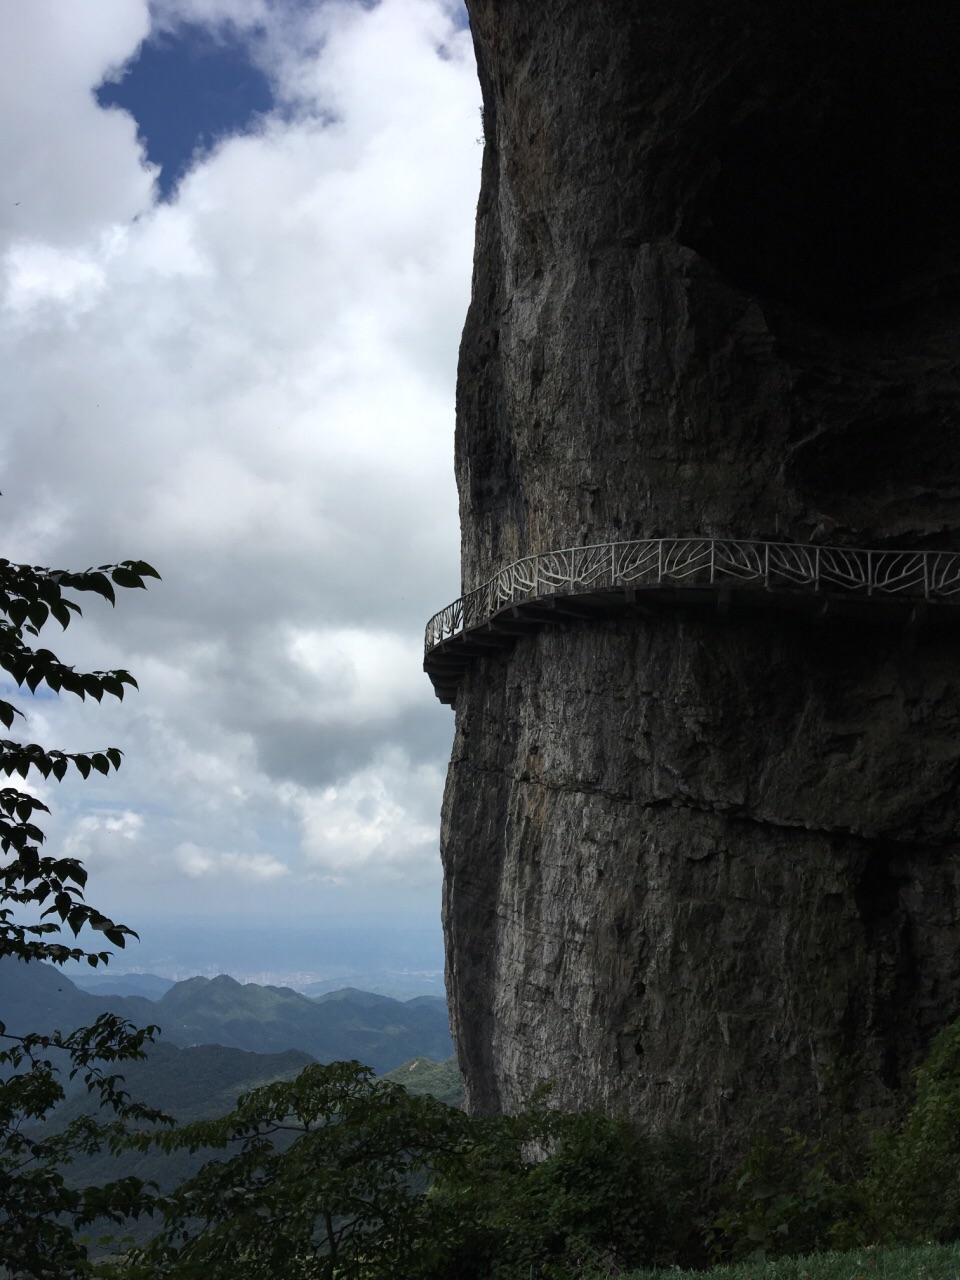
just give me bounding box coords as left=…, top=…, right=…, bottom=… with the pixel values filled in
left=0, top=957, right=453, bottom=1074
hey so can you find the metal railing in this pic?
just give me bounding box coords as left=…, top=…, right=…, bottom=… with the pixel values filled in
left=424, top=537, right=960, bottom=653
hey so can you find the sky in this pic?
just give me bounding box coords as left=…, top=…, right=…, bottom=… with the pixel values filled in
left=0, top=0, right=480, bottom=983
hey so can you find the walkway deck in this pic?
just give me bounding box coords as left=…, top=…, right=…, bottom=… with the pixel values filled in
left=423, top=537, right=960, bottom=706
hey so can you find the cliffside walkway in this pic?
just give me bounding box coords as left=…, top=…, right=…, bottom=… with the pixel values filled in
left=424, top=537, right=960, bottom=706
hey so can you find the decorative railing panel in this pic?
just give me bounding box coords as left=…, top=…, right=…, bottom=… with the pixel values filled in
left=425, top=537, right=960, bottom=655
left=930, top=553, right=960, bottom=597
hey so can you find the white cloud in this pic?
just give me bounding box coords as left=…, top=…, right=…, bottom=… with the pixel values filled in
left=63, top=809, right=145, bottom=863
left=150, top=0, right=272, bottom=34
left=285, top=627, right=425, bottom=723
left=281, top=747, right=443, bottom=877
left=175, top=842, right=215, bottom=877
left=0, top=0, right=477, bottom=930
left=174, top=843, right=289, bottom=881
left=221, top=851, right=289, bottom=881
left=0, top=0, right=154, bottom=248
left=3, top=239, right=109, bottom=317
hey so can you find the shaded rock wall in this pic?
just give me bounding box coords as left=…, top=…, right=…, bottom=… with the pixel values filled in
left=443, top=0, right=960, bottom=1153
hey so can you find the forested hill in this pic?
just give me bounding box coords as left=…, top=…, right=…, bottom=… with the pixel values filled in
left=0, top=957, right=452, bottom=1074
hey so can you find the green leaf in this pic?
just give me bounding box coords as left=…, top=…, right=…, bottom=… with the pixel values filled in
left=0, top=701, right=21, bottom=729
left=99, top=675, right=125, bottom=699
left=81, top=673, right=104, bottom=701
left=60, top=670, right=85, bottom=698
left=25, top=666, right=46, bottom=695
left=125, top=560, right=161, bottom=580
left=50, top=602, right=72, bottom=630
left=76, top=572, right=116, bottom=606
left=6, top=598, right=28, bottom=629
left=27, top=602, right=49, bottom=630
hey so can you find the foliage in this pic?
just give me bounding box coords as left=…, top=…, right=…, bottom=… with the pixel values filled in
left=0, top=1015, right=168, bottom=1279
left=0, top=551, right=164, bottom=1278
left=417, top=1097, right=701, bottom=1279
left=706, top=1028, right=960, bottom=1263
left=611, top=1240, right=960, bottom=1280
left=859, top=1017, right=960, bottom=1244
left=84, top=1018, right=960, bottom=1280
left=84, top=1072, right=701, bottom=1280
left=112, top=1060, right=470, bottom=1280
left=0, top=555, right=159, bottom=965
left=49, top=1042, right=316, bottom=1230
left=704, top=1127, right=861, bottom=1263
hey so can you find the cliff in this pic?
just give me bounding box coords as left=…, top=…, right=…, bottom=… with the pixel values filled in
left=440, top=0, right=960, bottom=1154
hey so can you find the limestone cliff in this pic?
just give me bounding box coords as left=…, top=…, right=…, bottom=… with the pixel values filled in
left=441, top=0, right=960, bottom=1154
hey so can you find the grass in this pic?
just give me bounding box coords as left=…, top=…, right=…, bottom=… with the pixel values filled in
left=608, top=1242, right=960, bottom=1280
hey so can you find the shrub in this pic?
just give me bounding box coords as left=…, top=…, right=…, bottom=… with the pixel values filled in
left=862, top=1018, right=960, bottom=1244
left=705, top=1127, right=863, bottom=1262
left=422, top=1101, right=701, bottom=1278
left=707, top=1022, right=960, bottom=1261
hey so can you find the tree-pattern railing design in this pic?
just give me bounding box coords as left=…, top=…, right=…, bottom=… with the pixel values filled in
left=424, top=537, right=960, bottom=653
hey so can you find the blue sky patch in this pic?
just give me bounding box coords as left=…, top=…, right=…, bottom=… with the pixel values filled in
left=97, top=22, right=274, bottom=200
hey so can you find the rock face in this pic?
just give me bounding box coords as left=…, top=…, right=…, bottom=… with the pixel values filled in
left=440, top=0, right=960, bottom=1153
